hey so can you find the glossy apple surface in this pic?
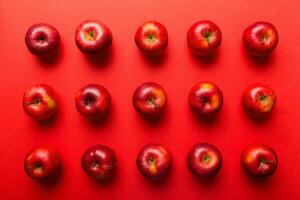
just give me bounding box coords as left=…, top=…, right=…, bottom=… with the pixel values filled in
left=23, top=84, right=58, bottom=120
left=136, top=143, right=172, bottom=180
left=187, top=20, right=222, bottom=55
left=81, top=144, right=116, bottom=180
left=243, top=21, right=279, bottom=56
left=241, top=144, right=278, bottom=177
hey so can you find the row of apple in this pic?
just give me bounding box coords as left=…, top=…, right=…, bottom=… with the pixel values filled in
left=24, top=143, right=278, bottom=181
left=25, top=20, right=278, bottom=57
left=23, top=82, right=276, bottom=121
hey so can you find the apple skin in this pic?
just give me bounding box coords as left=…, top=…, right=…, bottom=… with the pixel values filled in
left=75, top=84, right=111, bottom=120
left=132, top=82, right=167, bottom=119
left=25, top=23, right=60, bottom=57
left=187, top=143, right=222, bottom=178
left=187, top=20, right=222, bottom=55
left=81, top=144, right=117, bottom=180
left=243, top=21, right=279, bottom=56
left=75, top=20, right=112, bottom=54
left=24, top=146, right=61, bottom=180
left=136, top=143, right=172, bottom=180
left=242, top=83, right=276, bottom=118
left=241, top=144, right=278, bottom=177
left=23, top=84, right=58, bottom=120
left=188, top=82, right=223, bottom=118
left=135, top=20, right=168, bottom=56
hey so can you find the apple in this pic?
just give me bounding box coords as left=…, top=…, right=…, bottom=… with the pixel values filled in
left=243, top=21, right=279, bottom=56
left=132, top=82, right=167, bottom=119
left=188, top=82, right=223, bottom=118
left=187, top=143, right=222, bottom=178
left=135, top=20, right=168, bottom=56
left=81, top=144, right=117, bottom=180
left=75, top=84, right=111, bottom=120
left=25, top=23, right=60, bottom=57
left=241, top=144, right=278, bottom=177
left=75, top=20, right=112, bottom=54
left=136, top=143, right=172, bottom=180
left=187, top=20, right=222, bottom=55
left=23, top=84, right=58, bottom=120
left=242, top=83, right=276, bottom=118
left=24, top=146, right=61, bottom=180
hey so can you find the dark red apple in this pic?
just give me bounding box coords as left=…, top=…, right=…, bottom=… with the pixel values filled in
left=243, top=21, right=279, bottom=56
left=132, top=82, right=167, bottom=119
left=136, top=143, right=172, bottom=180
left=23, top=84, right=58, bottom=120
left=75, top=20, right=112, bottom=54
left=24, top=146, right=61, bottom=180
left=25, top=23, right=60, bottom=57
left=187, top=20, right=222, bottom=55
left=241, top=144, right=278, bottom=177
left=75, top=84, right=111, bottom=120
left=187, top=143, right=222, bottom=178
left=135, top=20, right=168, bottom=56
left=242, top=83, right=276, bottom=118
left=188, top=82, right=223, bottom=118
left=81, top=144, right=117, bottom=180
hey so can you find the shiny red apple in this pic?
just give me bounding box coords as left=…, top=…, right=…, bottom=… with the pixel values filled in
left=187, top=143, right=222, bottom=178
left=241, top=144, right=278, bottom=177
left=243, top=21, right=279, bottom=56
left=24, top=146, right=61, bottom=180
left=132, top=82, right=167, bottom=119
left=75, top=20, right=112, bottom=54
left=75, top=84, right=111, bottom=120
left=242, top=83, right=276, bottom=118
left=135, top=20, right=168, bottom=56
left=23, top=84, right=58, bottom=120
left=81, top=144, right=117, bottom=180
left=136, top=143, right=172, bottom=180
left=187, top=20, right=222, bottom=55
left=25, top=23, right=60, bottom=57
left=188, top=82, right=223, bottom=118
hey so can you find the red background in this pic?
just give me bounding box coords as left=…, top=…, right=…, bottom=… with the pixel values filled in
left=1, top=0, right=300, bottom=199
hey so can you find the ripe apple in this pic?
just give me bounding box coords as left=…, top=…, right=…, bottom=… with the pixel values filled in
left=24, top=146, right=61, bottom=180
left=187, top=143, right=222, bottom=178
left=25, top=23, right=60, bottom=57
left=135, top=20, right=168, bottom=56
left=243, top=21, right=279, bottom=56
left=75, top=84, right=111, bottom=120
left=75, top=20, right=112, bottom=54
left=136, top=143, right=172, bottom=180
left=23, top=84, right=58, bottom=120
left=81, top=144, right=117, bottom=180
left=242, top=83, right=276, bottom=118
left=188, top=82, right=223, bottom=118
left=187, top=20, right=222, bottom=55
left=132, top=82, right=167, bottom=119
left=241, top=144, right=278, bottom=177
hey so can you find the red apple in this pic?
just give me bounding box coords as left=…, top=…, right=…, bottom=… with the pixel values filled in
left=75, top=20, right=112, bottom=54
left=24, top=146, right=61, bottom=180
left=188, top=82, right=223, bottom=118
left=25, top=23, right=60, bottom=57
left=241, top=144, right=278, bottom=177
left=81, top=144, right=117, bottom=180
left=187, top=143, right=222, bottom=178
left=75, top=84, right=111, bottom=120
left=132, top=82, right=167, bottom=119
left=23, top=84, right=58, bottom=120
left=242, top=83, right=276, bottom=118
left=135, top=20, right=168, bottom=56
left=136, top=143, right=172, bottom=180
left=187, top=20, right=222, bottom=55
left=243, top=21, right=279, bottom=56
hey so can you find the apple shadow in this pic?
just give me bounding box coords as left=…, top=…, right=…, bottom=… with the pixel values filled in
left=189, top=170, right=222, bottom=187
left=35, top=43, right=64, bottom=67
left=242, top=107, right=274, bottom=125
left=34, top=167, right=63, bottom=188
left=189, top=49, right=220, bottom=66
left=140, top=49, right=168, bottom=67
left=241, top=169, right=275, bottom=189
left=134, top=108, right=168, bottom=129
left=83, top=47, right=114, bottom=69
left=190, top=110, right=221, bottom=127
left=34, top=112, right=59, bottom=128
